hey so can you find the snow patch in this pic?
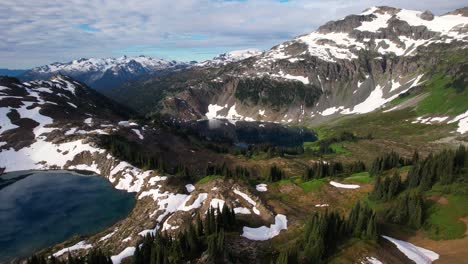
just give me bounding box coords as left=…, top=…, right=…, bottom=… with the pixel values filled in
left=111, top=247, right=136, bottom=264
left=132, top=129, right=144, bottom=140
left=256, top=183, right=268, bottom=192
left=241, top=214, right=288, bottom=241
left=329, top=181, right=360, bottom=189
left=382, top=235, right=439, bottom=264
left=53, top=241, right=92, bottom=257
left=185, top=184, right=195, bottom=193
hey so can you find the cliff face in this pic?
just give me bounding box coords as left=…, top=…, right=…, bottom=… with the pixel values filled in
left=108, top=6, right=468, bottom=124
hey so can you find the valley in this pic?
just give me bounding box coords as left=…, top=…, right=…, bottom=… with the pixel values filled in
left=0, top=4, right=467, bottom=264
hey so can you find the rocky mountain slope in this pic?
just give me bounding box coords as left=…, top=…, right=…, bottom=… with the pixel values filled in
left=108, top=6, right=467, bottom=127
left=0, top=75, right=287, bottom=263
left=19, top=56, right=193, bottom=93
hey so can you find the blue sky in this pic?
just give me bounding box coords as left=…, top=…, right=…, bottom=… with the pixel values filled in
left=1, top=0, right=467, bottom=68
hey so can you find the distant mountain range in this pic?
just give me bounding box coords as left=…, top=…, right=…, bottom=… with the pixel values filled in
left=0, top=69, right=27, bottom=77
left=13, top=50, right=263, bottom=93
left=17, top=56, right=193, bottom=93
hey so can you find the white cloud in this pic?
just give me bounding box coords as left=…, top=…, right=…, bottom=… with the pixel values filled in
left=0, top=0, right=466, bottom=68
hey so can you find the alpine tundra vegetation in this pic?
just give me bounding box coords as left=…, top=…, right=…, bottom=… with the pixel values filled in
left=0, top=1, right=467, bottom=264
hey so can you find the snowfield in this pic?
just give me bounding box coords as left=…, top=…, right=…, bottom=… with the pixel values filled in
left=382, top=236, right=439, bottom=264
left=241, top=214, right=288, bottom=241
left=329, top=181, right=360, bottom=189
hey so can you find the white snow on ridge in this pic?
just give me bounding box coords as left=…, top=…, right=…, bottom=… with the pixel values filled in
left=356, top=12, right=392, bottom=32
left=397, top=9, right=468, bottom=36
left=99, top=229, right=117, bottom=242
left=241, top=214, right=288, bottom=241
left=297, top=32, right=365, bottom=62
left=272, top=71, right=310, bottom=84
left=0, top=108, right=19, bottom=133
left=111, top=247, right=136, bottom=264
left=205, top=103, right=256, bottom=122
left=205, top=104, right=225, bottom=119
left=321, top=106, right=345, bottom=116
left=53, top=241, right=93, bottom=257
left=343, top=74, right=425, bottom=115
left=449, top=110, right=468, bottom=134
left=0, top=139, right=105, bottom=172
left=329, top=181, right=360, bottom=189
left=36, top=56, right=185, bottom=75
left=382, top=235, right=439, bottom=264
left=199, top=49, right=262, bottom=66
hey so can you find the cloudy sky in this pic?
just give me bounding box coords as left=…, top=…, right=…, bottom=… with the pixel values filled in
left=1, top=0, right=467, bottom=68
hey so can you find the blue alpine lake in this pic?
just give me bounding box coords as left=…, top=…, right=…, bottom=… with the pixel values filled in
left=0, top=170, right=135, bottom=263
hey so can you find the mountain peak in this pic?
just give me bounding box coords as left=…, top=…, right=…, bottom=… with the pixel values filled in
left=198, top=48, right=262, bottom=67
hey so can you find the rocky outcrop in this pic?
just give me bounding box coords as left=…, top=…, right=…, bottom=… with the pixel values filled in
left=107, top=6, right=468, bottom=124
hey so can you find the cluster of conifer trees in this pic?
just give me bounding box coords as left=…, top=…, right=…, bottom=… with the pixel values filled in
left=98, top=135, right=169, bottom=172
left=302, top=160, right=367, bottom=181
left=134, top=205, right=237, bottom=263
left=371, top=145, right=466, bottom=229
left=276, top=202, right=378, bottom=263
left=268, top=164, right=285, bottom=182
left=369, top=151, right=411, bottom=176
left=302, top=161, right=344, bottom=180
left=27, top=250, right=111, bottom=264
left=406, top=146, right=466, bottom=190
left=313, top=131, right=372, bottom=155
left=205, top=163, right=251, bottom=180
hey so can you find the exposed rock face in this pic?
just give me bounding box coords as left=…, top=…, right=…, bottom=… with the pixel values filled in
left=108, top=6, right=468, bottom=124
left=445, top=7, right=468, bottom=16
left=419, top=10, right=434, bottom=21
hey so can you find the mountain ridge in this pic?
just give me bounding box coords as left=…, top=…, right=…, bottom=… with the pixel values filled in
left=107, top=6, right=467, bottom=127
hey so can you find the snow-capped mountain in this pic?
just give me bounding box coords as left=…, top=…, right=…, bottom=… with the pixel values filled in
left=108, top=6, right=468, bottom=125
left=19, top=56, right=193, bottom=92
left=197, top=49, right=262, bottom=67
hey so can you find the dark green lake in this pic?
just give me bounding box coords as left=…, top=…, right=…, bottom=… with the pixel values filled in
left=0, top=170, right=135, bottom=263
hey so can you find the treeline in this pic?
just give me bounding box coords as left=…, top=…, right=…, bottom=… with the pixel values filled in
left=134, top=205, right=237, bottom=263
left=206, top=141, right=306, bottom=159
left=313, top=131, right=372, bottom=155
left=371, top=145, right=466, bottom=229
left=98, top=135, right=170, bottom=172
left=302, top=160, right=366, bottom=181
left=27, top=250, right=111, bottom=264
left=369, top=151, right=412, bottom=176
left=205, top=163, right=251, bottom=180
left=268, top=164, right=285, bottom=182
left=277, top=202, right=378, bottom=263
left=101, top=135, right=257, bottom=182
